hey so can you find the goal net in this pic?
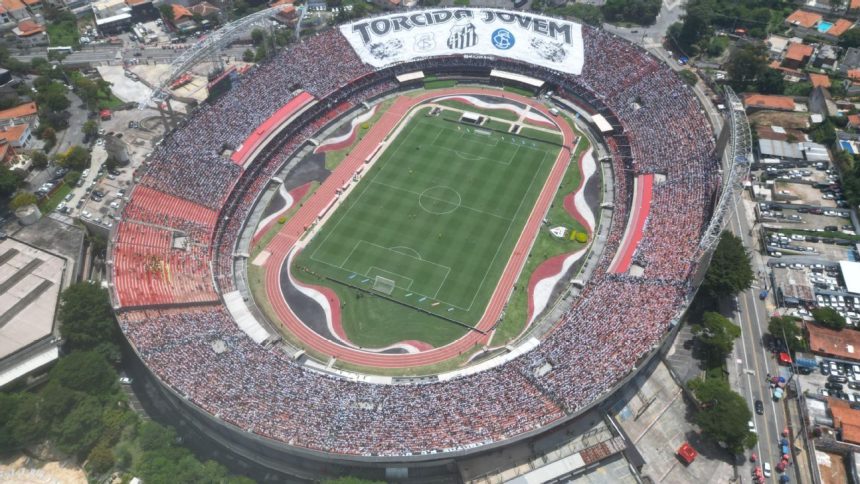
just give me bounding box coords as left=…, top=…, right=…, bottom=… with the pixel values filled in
left=372, top=275, right=396, bottom=295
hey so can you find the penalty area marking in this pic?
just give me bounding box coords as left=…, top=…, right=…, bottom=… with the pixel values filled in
left=390, top=246, right=423, bottom=259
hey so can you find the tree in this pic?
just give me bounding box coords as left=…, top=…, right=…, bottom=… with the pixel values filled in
left=0, top=392, right=46, bottom=453
left=0, top=165, right=21, bottom=197
left=138, top=421, right=177, bottom=452
left=678, top=69, right=698, bottom=86
left=65, top=170, right=81, bottom=187
left=768, top=316, right=806, bottom=352
left=726, top=43, right=771, bottom=92
left=83, top=120, right=98, bottom=139
left=602, top=0, right=661, bottom=25
left=39, top=379, right=85, bottom=424
left=9, top=191, right=37, bottom=209
left=812, top=307, right=847, bottom=330
left=50, top=351, right=117, bottom=395
left=674, top=5, right=711, bottom=53
left=56, top=396, right=106, bottom=458
left=58, top=145, right=91, bottom=172
left=702, top=232, right=754, bottom=300
left=31, top=150, right=48, bottom=170
left=58, top=282, right=118, bottom=354
left=254, top=44, right=267, bottom=62
left=689, top=377, right=756, bottom=454
left=841, top=27, right=860, bottom=48
left=693, top=311, right=741, bottom=359
left=159, top=3, right=174, bottom=25
left=86, top=443, right=115, bottom=474
left=39, top=126, right=56, bottom=144
left=242, top=49, right=254, bottom=62
left=74, top=77, right=100, bottom=110
left=251, top=28, right=265, bottom=46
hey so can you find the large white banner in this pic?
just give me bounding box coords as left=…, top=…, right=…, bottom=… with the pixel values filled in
left=339, top=9, right=584, bottom=76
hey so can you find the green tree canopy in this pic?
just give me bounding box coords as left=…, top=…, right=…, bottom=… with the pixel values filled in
left=693, top=311, right=741, bottom=359
left=768, top=316, right=806, bottom=352
left=0, top=392, right=47, bottom=453
left=689, top=377, right=756, bottom=453
left=58, top=282, right=118, bottom=355
left=56, top=395, right=106, bottom=458
left=812, top=307, right=847, bottom=330
left=50, top=351, right=117, bottom=395
left=31, top=150, right=48, bottom=170
left=0, top=165, right=22, bottom=197
left=702, top=232, right=754, bottom=300
left=9, top=191, right=37, bottom=209
left=841, top=27, right=860, bottom=48
left=602, top=0, right=661, bottom=25
left=726, top=43, right=783, bottom=94
left=57, top=145, right=91, bottom=172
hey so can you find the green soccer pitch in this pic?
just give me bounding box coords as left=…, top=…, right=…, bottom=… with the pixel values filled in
left=293, top=105, right=562, bottom=338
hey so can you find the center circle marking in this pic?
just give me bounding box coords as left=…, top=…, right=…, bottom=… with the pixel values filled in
left=418, top=185, right=462, bottom=215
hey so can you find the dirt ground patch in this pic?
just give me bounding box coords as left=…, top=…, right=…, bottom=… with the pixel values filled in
left=749, top=111, right=811, bottom=130
left=817, top=450, right=847, bottom=484
left=0, top=454, right=86, bottom=483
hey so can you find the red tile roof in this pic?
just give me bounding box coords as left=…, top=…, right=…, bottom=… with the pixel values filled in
left=785, top=42, right=813, bottom=62
left=743, top=94, right=796, bottom=111
left=14, top=19, right=44, bottom=37
left=0, top=124, right=27, bottom=144
left=809, top=73, right=831, bottom=88
left=828, top=19, right=855, bottom=37
left=171, top=3, right=192, bottom=21
left=786, top=10, right=822, bottom=29
left=0, top=102, right=37, bottom=121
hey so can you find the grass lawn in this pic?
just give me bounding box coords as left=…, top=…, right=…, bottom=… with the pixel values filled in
left=46, top=19, right=80, bottom=48
left=483, top=119, right=511, bottom=132
left=38, top=183, right=71, bottom=213
left=489, top=131, right=593, bottom=346
left=324, top=99, right=394, bottom=171
left=437, top=99, right=520, bottom=121
left=503, top=85, right=536, bottom=97
left=520, top=126, right=564, bottom=145
left=424, top=80, right=458, bottom=89
left=293, top=105, right=560, bottom=347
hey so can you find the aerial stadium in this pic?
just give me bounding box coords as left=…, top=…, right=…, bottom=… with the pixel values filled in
left=107, top=7, right=749, bottom=482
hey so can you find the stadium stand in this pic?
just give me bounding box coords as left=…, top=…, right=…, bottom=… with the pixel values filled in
left=109, top=17, right=718, bottom=459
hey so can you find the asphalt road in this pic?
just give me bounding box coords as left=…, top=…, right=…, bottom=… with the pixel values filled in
left=729, top=199, right=799, bottom=482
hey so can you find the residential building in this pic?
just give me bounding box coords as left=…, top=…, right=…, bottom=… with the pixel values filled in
left=783, top=42, right=814, bottom=69
left=0, top=102, right=38, bottom=129
left=0, top=5, right=13, bottom=28
left=809, top=72, right=832, bottom=89
left=767, top=35, right=791, bottom=59
left=812, top=44, right=840, bottom=69
left=92, top=0, right=131, bottom=34
left=0, top=123, right=31, bottom=149
left=743, top=93, right=804, bottom=112
left=0, top=0, right=28, bottom=20
left=12, top=18, right=46, bottom=46
left=170, top=3, right=196, bottom=32
left=810, top=86, right=839, bottom=116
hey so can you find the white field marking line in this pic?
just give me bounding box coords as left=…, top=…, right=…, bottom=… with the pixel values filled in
left=390, top=246, right=422, bottom=259
left=366, top=265, right=414, bottom=291
left=461, top=149, right=551, bottom=312
left=436, top=145, right=514, bottom=166
left=305, top=109, right=430, bottom=262
left=361, top=240, right=454, bottom=305
left=369, top=179, right=511, bottom=222
left=417, top=186, right=461, bottom=215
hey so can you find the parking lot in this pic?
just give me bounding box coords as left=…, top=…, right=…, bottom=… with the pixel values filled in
left=799, top=356, right=860, bottom=403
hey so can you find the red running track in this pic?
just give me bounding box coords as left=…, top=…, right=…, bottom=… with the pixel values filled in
left=263, top=87, right=576, bottom=368
left=608, top=173, right=654, bottom=274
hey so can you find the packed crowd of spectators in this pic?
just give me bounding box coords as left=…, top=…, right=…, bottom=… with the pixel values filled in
left=111, top=23, right=719, bottom=456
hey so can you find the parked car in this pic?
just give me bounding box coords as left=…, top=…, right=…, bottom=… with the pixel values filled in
left=755, top=400, right=764, bottom=415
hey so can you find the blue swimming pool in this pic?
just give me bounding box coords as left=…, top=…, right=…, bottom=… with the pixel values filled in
left=818, top=21, right=834, bottom=33
left=841, top=140, right=855, bottom=154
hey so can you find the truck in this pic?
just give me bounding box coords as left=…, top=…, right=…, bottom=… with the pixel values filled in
left=795, top=353, right=818, bottom=372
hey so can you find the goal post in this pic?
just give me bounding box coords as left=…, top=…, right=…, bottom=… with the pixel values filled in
left=372, top=275, right=396, bottom=295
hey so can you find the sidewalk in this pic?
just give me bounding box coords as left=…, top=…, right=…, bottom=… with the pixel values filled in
left=784, top=396, right=813, bottom=484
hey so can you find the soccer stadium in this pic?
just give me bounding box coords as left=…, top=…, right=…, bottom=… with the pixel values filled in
left=107, top=8, right=726, bottom=482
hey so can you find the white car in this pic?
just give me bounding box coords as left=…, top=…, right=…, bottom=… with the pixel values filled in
left=81, top=210, right=91, bottom=219
left=763, top=462, right=772, bottom=478
left=748, top=420, right=756, bottom=432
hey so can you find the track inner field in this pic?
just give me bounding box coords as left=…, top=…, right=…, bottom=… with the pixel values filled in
left=295, top=109, right=559, bottom=326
